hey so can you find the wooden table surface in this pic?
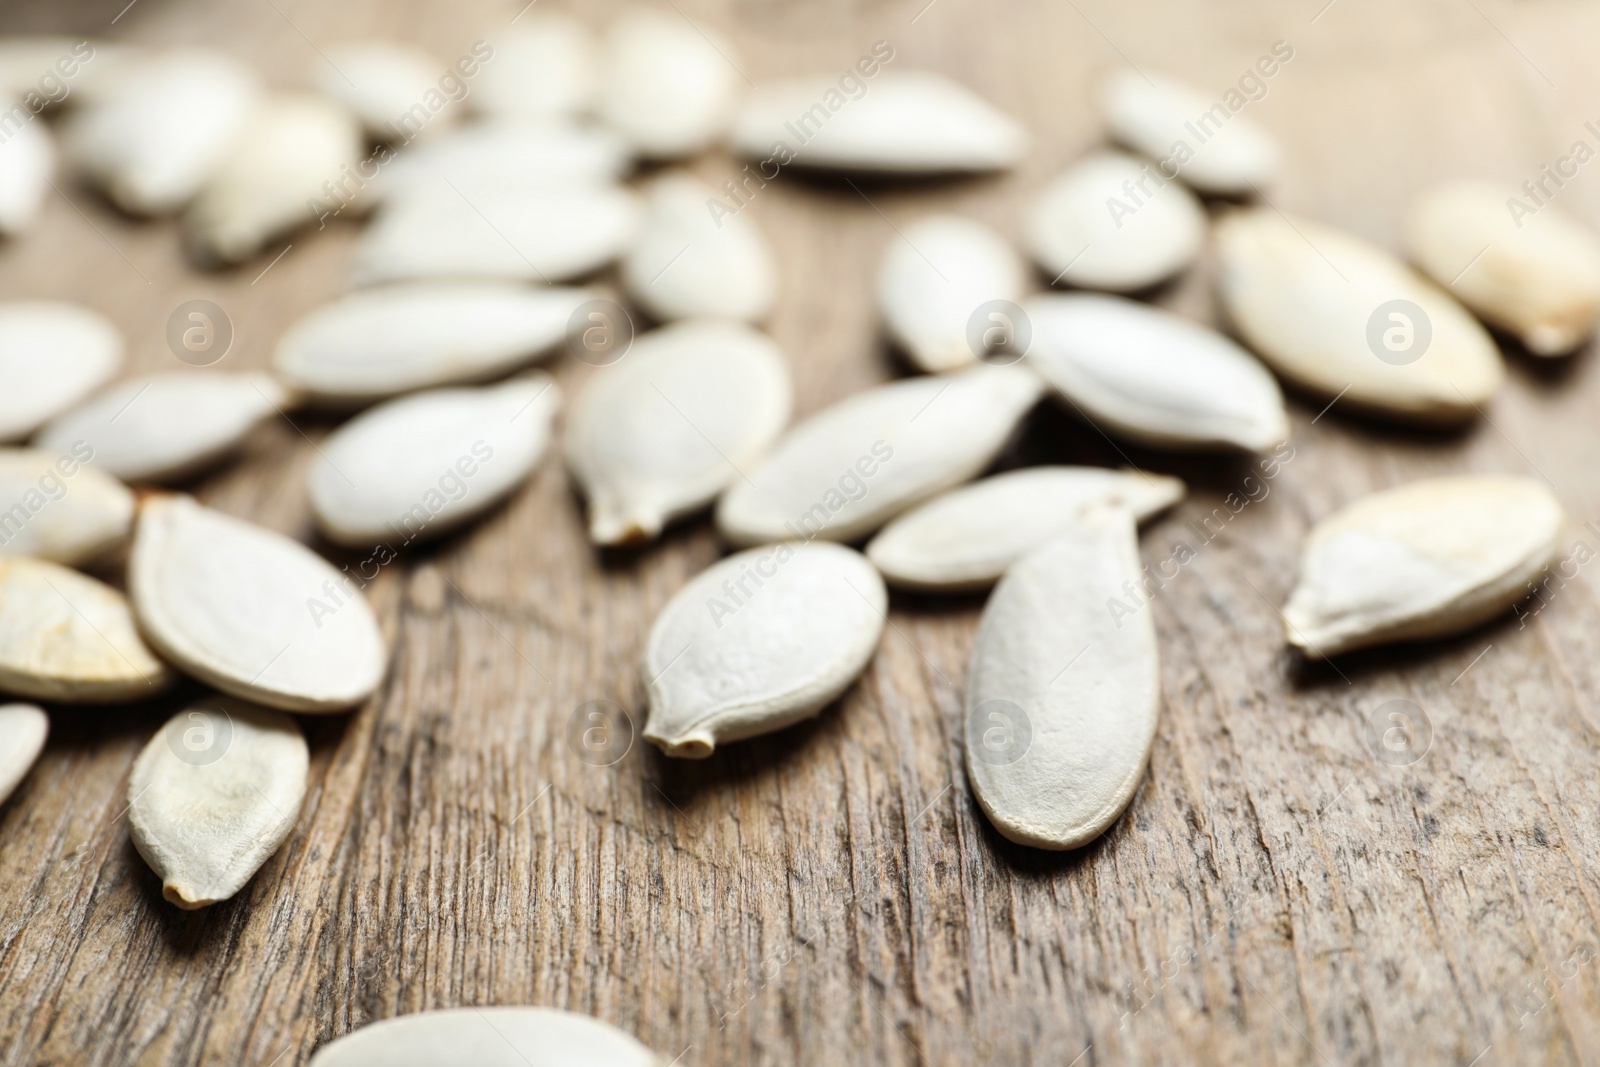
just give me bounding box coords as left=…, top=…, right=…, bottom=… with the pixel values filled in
left=6, top=0, right=1600, bottom=1064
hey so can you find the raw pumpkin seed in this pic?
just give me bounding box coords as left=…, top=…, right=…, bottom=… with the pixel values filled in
left=565, top=319, right=791, bottom=545
left=316, top=42, right=451, bottom=142
left=0, top=703, right=48, bottom=807
left=35, top=372, right=291, bottom=483
left=866, top=466, right=1184, bottom=592
left=642, top=541, right=885, bottom=758
left=0, top=448, right=134, bottom=565
left=621, top=173, right=777, bottom=324
left=0, top=556, right=174, bottom=703
left=129, top=495, right=388, bottom=713
left=474, top=18, right=598, bottom=120
left=128, top=699, right=307, bottom=909
left=0, top=108, right=52, bottom=237
left=877, top=214, right=1025, bottom=373
left=1404, top=179, right=1600, bottom=356
left=965, top=506, right=1159, bottom=850
left=311, top=374, right=559, bottom=547
left=1283, top=474, right=1563, bottom=658
left=0, top=302, right=122, bottom=443
left=716, top=363, right=1044, bottom=547
left=373, top=120, right=630, bottom=206
left=1215, top=208, right=1504, bottom=424
left=307, top=1007, right=662, bottom=1067
left=1100, top=70, right=1281, bottom=196
left=1023, top=292, right=1289, bottom=451
left=597, top=9, right=740, bottom=160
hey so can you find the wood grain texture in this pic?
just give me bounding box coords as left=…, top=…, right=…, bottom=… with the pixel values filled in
left=4, top=0, right=1600, bottom=1064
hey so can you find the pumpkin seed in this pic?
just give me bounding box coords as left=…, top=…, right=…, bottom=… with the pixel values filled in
left=877, top=214, right=1025, bottom=373
left=0, top=703, right=48, bottom=807
left=621, top=173, right=777, bottom=324
left=129, top=495, right=388, bottom=712
left=186, top=93, right=364, bottom=265
left=0, top=448, right=134, bottom=566
left=475, top=18, right=598, bottom=120
left=0, top=302, right=122, bottom=443
left=731, top=71, right=1027, bottom=173
left=566, top=320, right=791, bottom=545
left=60, top=49, right=260, bottom=215
left=597, top=9, right=740, bottom=160
left=1215, top=208, right=1504, bottom=424
left=373, top=120, right=630, bottom=206
left=642, top=541, right=885, bottom=758
left=1404, top=179, right=1600, bottom=356
left=0, top=107, right=51, bottom=237
left=716, top=363, right=1043, bottom=547
left=965, top=506, right=1159, bottom=850
left=273, top=282, right=591, bottom=407
left=1283, top=474, right=1563, bottom=658
left=128, top=699, right=307, bottom=909
left=1026, top=150, right=1205, bottom=292
left=0, top=556, right=174, bottom=703
left=1100, top=70, right=1281, bottom=196
left=316, top=42, right=451, bottom=142
left=1024, top=293, right=1288, bottom=451
left=307, top=1007, right=662, bottom=1067
left=866, top=466, right=1184, bottom=592
left=35, top=372, right=291, bottom=484
left=311, top=375, right=559, bottom=548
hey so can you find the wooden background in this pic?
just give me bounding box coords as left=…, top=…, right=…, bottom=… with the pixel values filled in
left=5, top=0, right=1600, bottom=1063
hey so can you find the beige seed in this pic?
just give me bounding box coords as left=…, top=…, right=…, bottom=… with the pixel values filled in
left=1100, top=69, right=1281, bottom=196
left=0, top=703, right=48, bottom=808
left=0, top=301, right=123, bottom=444
left=597, top=9, right=740, bottom=160
left=621, top=173, right=777, bottom=324
left=0, top=448, right=134, bottom=566
left=308, top=1007, right=662, bottom=1067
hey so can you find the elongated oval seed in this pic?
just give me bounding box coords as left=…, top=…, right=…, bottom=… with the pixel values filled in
left=474, top=18, right=598, bottom=120
left=0, top=111, right=53, bottom=237
left=730, top=71, right=1027, bottom=174
left=1023, top=293, right=1288, bottom=452
left=0, top=448, right=134, bottom=566
left=0, top=703, right=48, bottom=807
left=0, top=557, right=174, bottom=703
left=128, top=699, right=307, bottom=909
left=642, top=542, right=885, bottom=758
left=1099, top=69, right=1281, bottom=196
left=877, top=214, right=1025, bottom=373
left=566, top=320, right=791, bottom=545
left=866, top=466, right=1184, bottom=592
left=307, top=1007, right=662, bottom=1067
left=35, top=373, right=291, bottom=483
left=0, top=301, right=123, bottom=443
left=311, top=375, right=560, bottom=548
left=716, top=364, right=1044, bottom=547
left=129, top=495, right=388, bottom=712
left=1215, top=208, right=1504, bottom=424
left=273, top=283, right=592, bottom=407
left=1026, top=151, right=1205, bottom=292
left=1283, top=474, right=1563, bottom=658
left=597, top=9, right=740, bottom=160
left=965, top=507, right=1160, bottom=850
left=371, top=121, right=630, bottom=206
left=1403, top=179, right=1600, bottom=356
left=316, top=42, right=453, bottom=142
left=621, top=173, right=777, bottom=324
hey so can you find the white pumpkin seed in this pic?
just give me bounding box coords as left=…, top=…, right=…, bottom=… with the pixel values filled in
left=621, top=173, right=777, bottom=324
left=0, top=302, right=122, bottom=443
left=565, top=320, right=791, bottom=544
left=317, top=42, right=452, bottom=141
left=35, top=373, right=290, bottom=484
left=877, top=214, right=1025, bottom=373
left=1404, top=179, right=1600, bottom=356
left=0, top=557, right=174, bottom=703
left=965, top=506, right=1159, bottom=850
left=307, top=1007, right=662, bottom=1067
left=129, top=495, right=388, bottom=712
left=1026, top=150, right=1205, bottom=292
left=353, top=182, right=640, bottom=287
left=475, top=17, right=598, bottom=120
left=372, top=120, right=631, bottom=206
left=0, top=38, right=132, bottom=107
left=186, top=93, right=364, bottom=265
left=642, top=541, right=885, bottom=758
left=273, top=282, right=592, bottom=407
left=1024, top=293, right=1288, bottom=451
left=0, top=107, right=52, bottom=237
left=1100, top=70, right=1281, bottom=196
left=866, top=466, right=1184, bottom=592
left=597, top=9, right=739, bottom=160
left=0, top=448, right=134, bottom=565
left=1283, top=474, right=1563, bottom=658
left=0, top=703, right=48, bottom=807
left=716, top=364, right=1044, bottom=547
left=128, top=699, right=307, bottom=909
left=730, top=71, right=1027, bottom=174
left=60, top=49, right=260, bottom=215
left=311, top=375, right=559, bottom=548
left=1215, top=208, right=1504, bottom=424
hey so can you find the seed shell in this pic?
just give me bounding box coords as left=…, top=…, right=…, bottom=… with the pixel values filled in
left=0, top=703, right=49, bottom=807
left=0, top=447, right=134, bottom=565
left=307, top=1007, right=662, bottom=1067
left=0, top=302, right=123, bottom=444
